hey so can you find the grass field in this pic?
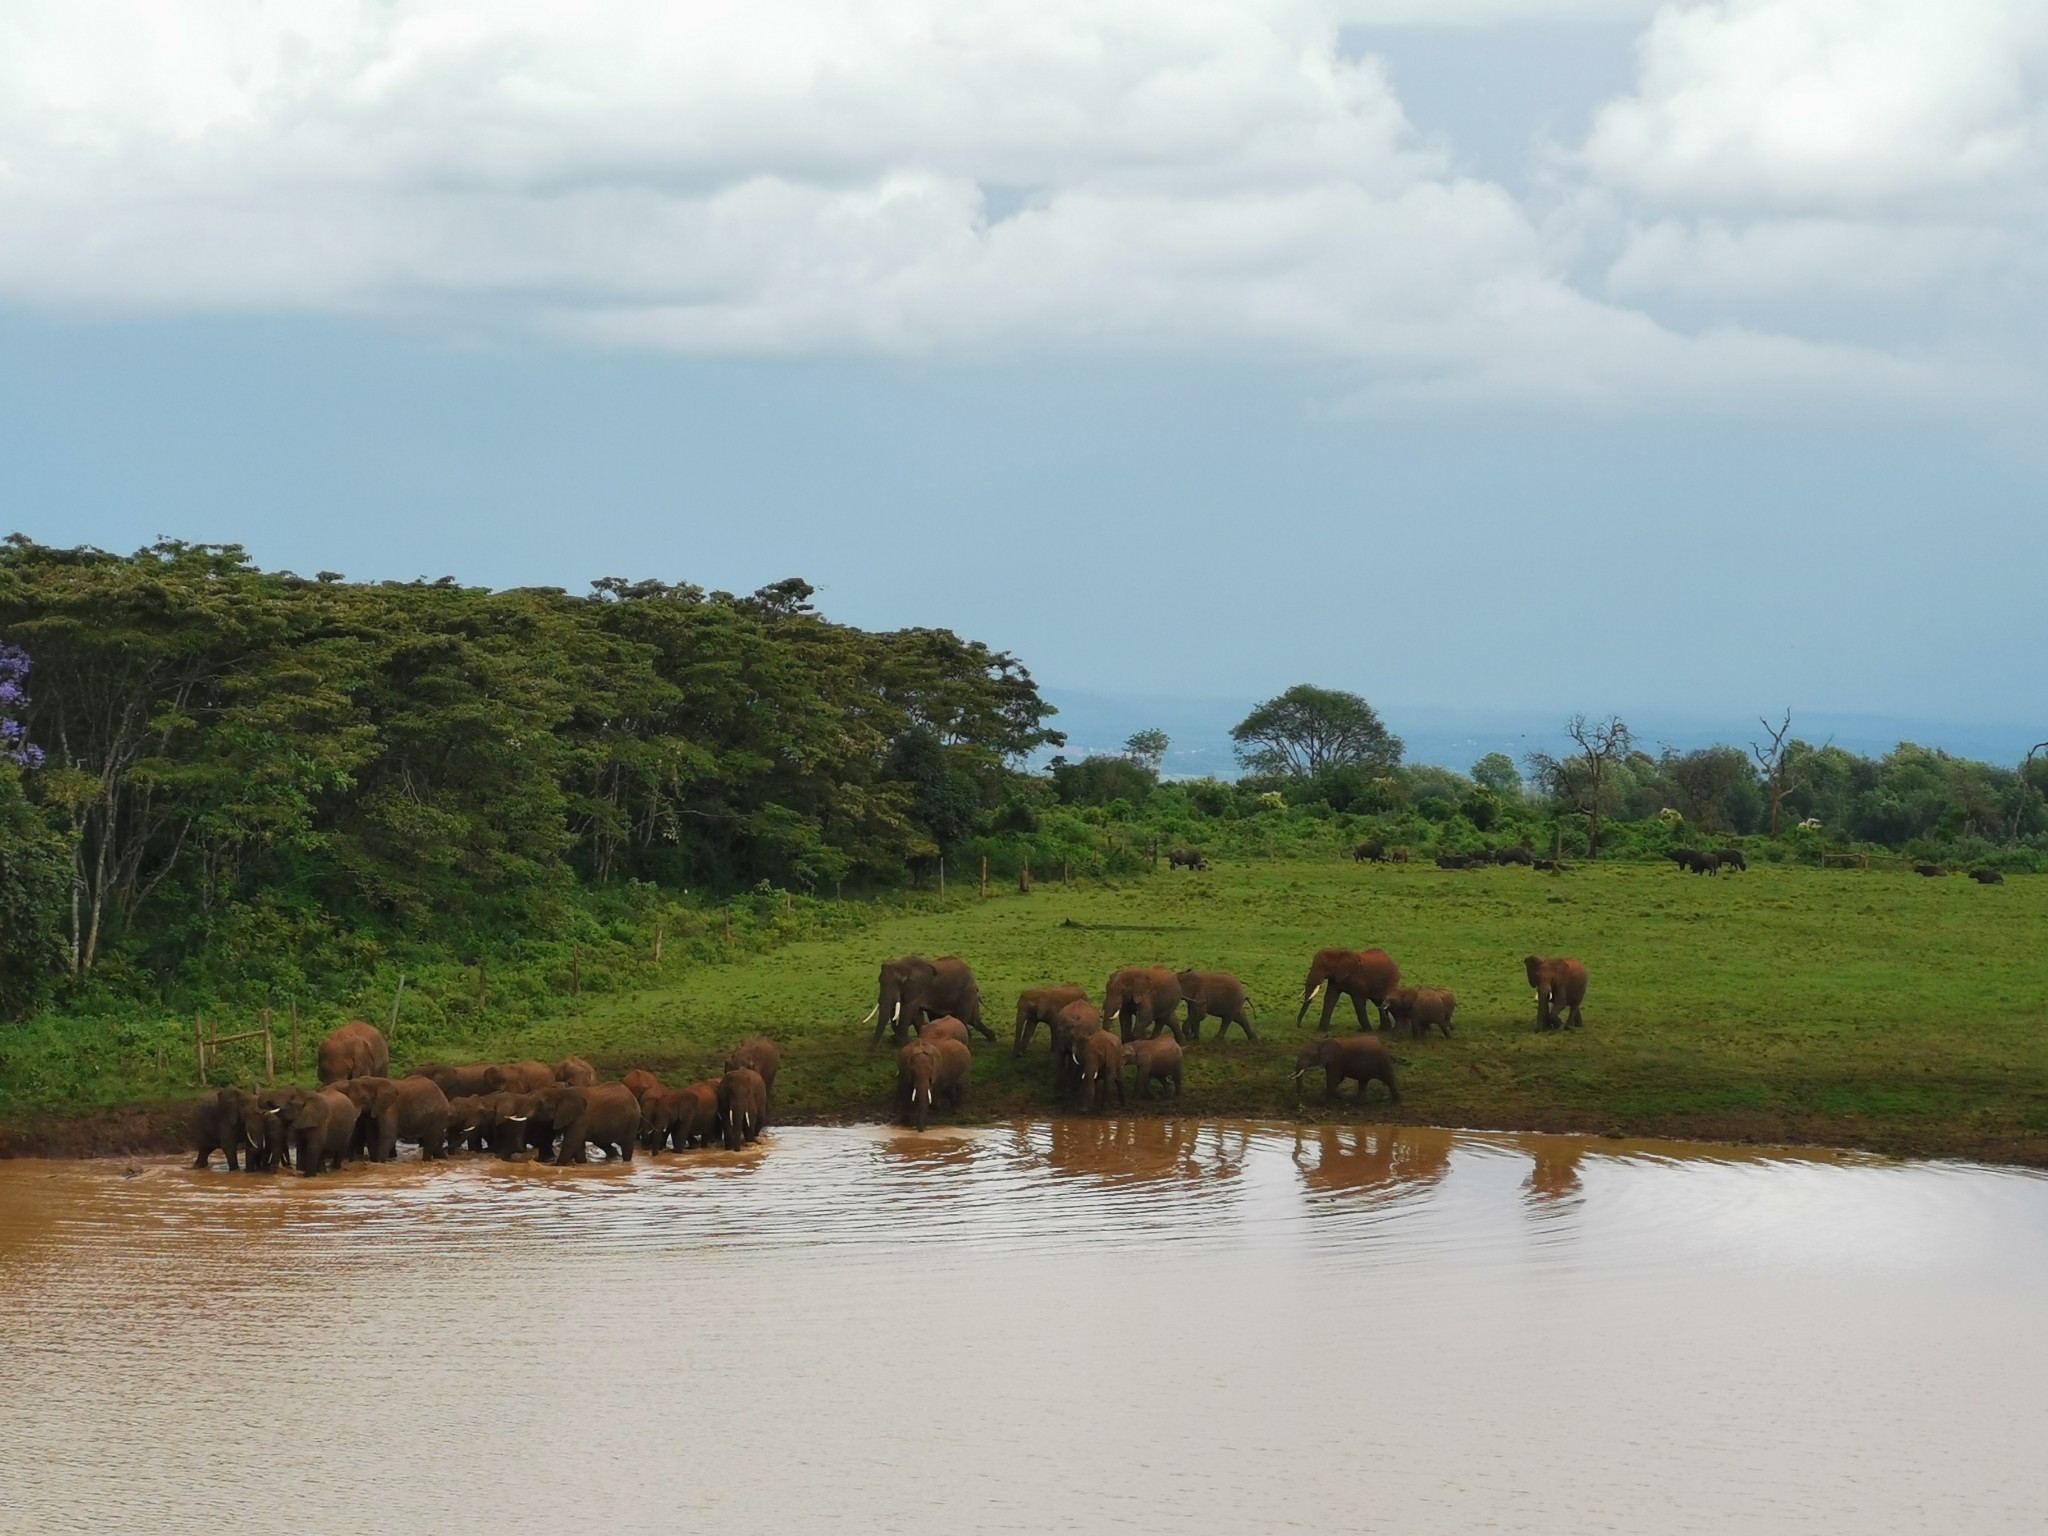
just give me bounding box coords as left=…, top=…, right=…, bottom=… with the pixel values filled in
left=8, top=860, right=2048, bottom=1163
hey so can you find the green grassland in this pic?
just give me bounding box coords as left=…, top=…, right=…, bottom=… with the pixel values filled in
left=9, top=860, right=2048, bottom=1163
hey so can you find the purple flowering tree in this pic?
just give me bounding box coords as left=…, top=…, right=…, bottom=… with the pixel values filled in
left=0, top=645, right=42, bottom=769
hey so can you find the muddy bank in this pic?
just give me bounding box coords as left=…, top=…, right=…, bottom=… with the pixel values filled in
left=6, top=1089, right=2046, bottom=1167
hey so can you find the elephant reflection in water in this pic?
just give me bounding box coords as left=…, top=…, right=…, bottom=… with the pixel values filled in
left=1020, top=1117, right=1210, bottom=1187
left=1521, top=1138, right=1586, bottom=1204
left=1291, top=1126, right=1454, bottom=1202
left=876, top=1132, right=981, bottom=1176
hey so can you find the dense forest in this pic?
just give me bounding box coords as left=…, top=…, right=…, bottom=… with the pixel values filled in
left=0, top=538, right=2040, bottom=1027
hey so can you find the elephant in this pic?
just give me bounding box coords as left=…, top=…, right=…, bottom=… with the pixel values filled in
left=189, top=1087, right=259, bottom=1171
left=1352, top=840, right=1387, bottom=863
left=1174, top=969, right=1255, bottom=1042
left=1713, top=850, right=1748, bottom=872
left=1103, top=966, right=1185, bottom=1044
left=1297, top=947, right=1400, bottom=1033
left=718, top=1068, right=769, bottom=1149
left=246, top=1087, right=308, bottom=1171
left=895, top=1037, right=971, bottom=1130
left=334, top=1076, right=391, bottom=1159
left=1435, top=852, right=1479, bottom=870
left=642, top=1082, right=720, bottom=1151
left=622, top=1069, right=661, bottom=1103
left=1075, top=1030, right=1125, bottom=1113
left=1123, top=1036, right=1182, bottom=1100
left=408, top=1062, right=506, bottom=1099
left=1384, top=986, right=1456, bottom=1040
left=353, top=1075, right=452, bottom=1161
left=1293, top=1036, right=1400, bottom=1106
left=1013, top=984, right=1089, bottom=1056
left=554, top=1057, right=597, bottom=1087
left=918, top=1016, right=972, bottom=1048
left=496, top=1060, right=556, bottom=1092
left=1667, top=849, right=1716, bottom=875
left=1049, top=1002, right=1104, bottom=1096
left=1167, top=847, right=1207, bottom=870
left=537, top=1083, right=639, bottom=1163
left=1524, top=955, right=1588, bottom=1031
left=1914, top=863, right=1947, bottom=877
left=869, top=955, right=990, bottom=1046
left=1532, top=859, right=1571, bottom=872
left=288, top=1088, right=360, bottom=1177
left=442, top=1095, right=489, bottom=1153
left=1492, top=846, right=1535, bottom=867
left=473, top=1090, right=550, bottom=1160
left=724, top=1037, right=781, bottom=1110
left=1971, top=868, right=2005, bottom=885
left=316, top=1020, right=389, bottom=1084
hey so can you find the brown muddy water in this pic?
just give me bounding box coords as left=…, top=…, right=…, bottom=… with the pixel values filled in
left=2, top=1122, right=2044, bottom=1534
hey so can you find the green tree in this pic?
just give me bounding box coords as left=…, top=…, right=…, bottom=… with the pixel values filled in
left=1471, top=752, right=1522, bottom=799
left=1124, top=728, right=1169, bottom=773
left=1231, top=685, right=1402, bottom=778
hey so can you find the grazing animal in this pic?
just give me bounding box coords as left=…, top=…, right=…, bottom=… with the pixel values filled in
left=1712, top=850, right=1748, bottom=873
left=717, top=1068, right=769, bottom=1150
left=1352, top=840, right=1388, bottom=863
left=409, top=1062, right=506, bottom=1099
left=1175, top=969, right=1256, bottom=1042
left=1491, top=846, right=1535, bottom=867
left=918, top=1015, right=972, bottom=1048
left=1293, top=1037, right=1399, bottom=1106
left=1914, top=863, right=1946, bottom=877
left=1532, top=859, right=1572, bottom=872
left=1435, top=852, right=1477, bottom=870
left=316, top=1020, right=389, bottom=1084
left=1013, top=984, right=1090, bottom=1055
left=554, top=1057, right=597, bottom=1087
left=1524, top=956, right=1588, bottom=1032
left=189, top=1088, right=259, bottom=1171
left=1390, top=850, right=1410, bottom=863
left=1050, top=1002, right=1104, bottom=1097
left=869, top=955, right=990, bottom=1046
left=895, top=1038, right=969, bottom=1129
left=496, top=1060, right=556, bottom=1092
left=538, top=1083, right=640, bottom=1163
left=622, top=1068, right=661, bottom=1103
left=1971, top=868, right=2005, bottom=885
left=1123, top=1036, right=1183, bottom=1100
left=1384, top=986, right=1457, bottom=1040
left=1296, top=947, right=1400, bottom=1033
left=725, top=1036, right=781, bottom=1110
left=1103, top=966, right=1186, bottom=1043
left=288, top=1088, right=360, bottom=1177
left=1076, top=1030, right=1125, bottom=1113
left=246, top=1087, right=307, bottom=1171
left=1167, top=847, right=1208, bottom=871
left=1667, top=849, right=1716, bottom=875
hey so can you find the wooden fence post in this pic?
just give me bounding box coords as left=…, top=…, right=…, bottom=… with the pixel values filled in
left=980, top=856, right=988, bottom=898
left=478, top=961, right=488, bottom=1012
left=195, top=1012, right=206, bottom=1083
left=290, top=999, right=300, bottom=1073
left=389, top=974, right=406, bottom=1038
left=723, top=909, right=733, bottom=947
left=263, top=1008, right=275, bottom=1083
left=654, top=918, right=665, bottom=966
left=1062, top=857, right=1070, bottom=886
left=570, top=945, right=580, bottom=996
left=1020, top=851, right=1031, bottom=894
left=939, top=857, right=946, bottom=898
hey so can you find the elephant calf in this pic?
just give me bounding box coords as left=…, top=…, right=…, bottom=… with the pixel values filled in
left=246, top=1087, right=307, bottom=1172
left=1524, top=956, right=1588, bottom=1031
left=1175, top=969, right=1255, bottom=1042
left=288, top=1088, right=360, bottom=1177
left=643, top=1081, right=720, bottom=1151
left=1014, top=984, right=1089, bottom=1056
left=1123, top=1037, right=1182, bottom=1100
left=1076, top=1030, right=1124, bottom=1113
left=1294, top=1037, right=1399, bottom=1106
left=1384, top=986, right=1456, bottom=1040
left=1050, top=1003, right=1103, bottom=1097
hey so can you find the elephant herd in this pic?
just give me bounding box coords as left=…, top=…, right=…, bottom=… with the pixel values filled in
left=869, top=947, right=1590, bottom=1122
left=191, top=1021, right=781, bottom=1174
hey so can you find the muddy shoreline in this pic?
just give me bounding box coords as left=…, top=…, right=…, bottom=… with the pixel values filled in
left=4, top=1095, right=2043, bottom=1168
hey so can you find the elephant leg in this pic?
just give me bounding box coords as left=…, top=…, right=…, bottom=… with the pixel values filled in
left=1319, top=991, right=1340, bottom=1034
left=1324, top=1069, right=1339, bottom=1103
left=967, top=1009, right=997, bottom=1043
left=1568, top=1003, right=1584, bottom=1029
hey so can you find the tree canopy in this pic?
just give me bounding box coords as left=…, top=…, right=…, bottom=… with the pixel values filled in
left=1230, top=685, right=1402, bottom=778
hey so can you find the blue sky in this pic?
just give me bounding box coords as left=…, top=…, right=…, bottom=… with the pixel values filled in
left=2, top=0, right=2044, bottom=758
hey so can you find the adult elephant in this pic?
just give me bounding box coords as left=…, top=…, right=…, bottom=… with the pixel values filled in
left=1013, top=984, right=1090, bottom=1056
left=1296, top=948, right=1400, bottom=1033
left=1103, top=966, right=1185, bottom=1044
left=1175, top=970, right=1255, bottom=1042
left=189, top=1088, right=259, bottom=1171
left=895, top=1037, right=971, bottom=1130
left=717, top=1068, right=768, bottom=1150
left=537, top=1083, right=639, bottom=1163
left=288, top=1088, right=360, bottom=1177
left=1075, top=1031, right=1124, bottom=1112
left=554, top=1057, right=597, bottom=1087
left=868, top=956, right=991, bottom=1047
left=317, top=1020, right=389, bottom=1084
left=642, top=1081, right=719, bottom=1151
left=348, top=1075, right=452, bottom=1161
left=246, top=1087, right=307, bottom=1171
left=408, top=1062, right=505, bottom=1099
left=496, top=1060, right=556, bottom=1092
left=725, top=1037, right=781, bottom=1111
left=1352, top=840, right=1387, bottom=863
left=1294, top=1037, right=1400, bottom=1106
left=1524, top=956, right=1588, bottom=1031
left=1049, top=1002, right=1103, bottom=1097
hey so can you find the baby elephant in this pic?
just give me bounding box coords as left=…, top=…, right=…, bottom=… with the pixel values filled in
left=1384, top=986, right=1456, bottom=1040
left=1123, top=1036, right=1183, bottom=1100
left=1076, top=1030, right=1124, bottom=1113
left=1294, top=1036, right=1400, bottom=1106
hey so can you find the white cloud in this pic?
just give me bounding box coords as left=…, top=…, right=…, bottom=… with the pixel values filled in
left=0, top=0, right=2036, bottom=407
left=1606, top=217, right=2020, bottom=302
left=1579, top=0, right=2048, bottom=207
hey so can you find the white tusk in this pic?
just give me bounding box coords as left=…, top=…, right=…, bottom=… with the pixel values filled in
left=891, top=1002, right=901, bottom=1023
left=860, top=1004, right=879, bottom=1025
left=508, top=1116, right=528, bottom=1123
left=1308, top=982, right=1325, bottom=1002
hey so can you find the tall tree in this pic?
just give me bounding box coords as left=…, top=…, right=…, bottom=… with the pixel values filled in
left=1527, top=715, right=1632, bottom=858
left=1750, top=710, right=1801, bottom=838
left=1231, top=685, right=1402, bottom=778
left=1123, top=729, right=1169, bottom=773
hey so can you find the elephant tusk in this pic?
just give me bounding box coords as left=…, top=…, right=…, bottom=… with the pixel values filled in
left=1307, top=982, right=1325, bottom=1003
left=860, top=1004, right=879, bottom=1025
left=891, top=1002, right=902, bottom=1023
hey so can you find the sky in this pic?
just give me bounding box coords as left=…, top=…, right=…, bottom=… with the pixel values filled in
left=1, top=0, right=2044, bottom=756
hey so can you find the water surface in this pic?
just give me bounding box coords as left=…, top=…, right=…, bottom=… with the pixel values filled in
left=2, top=1122, right=2043, bottom=1533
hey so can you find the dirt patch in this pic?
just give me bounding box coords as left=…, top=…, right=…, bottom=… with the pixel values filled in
left=0, top=1101, right=190, bottom=1160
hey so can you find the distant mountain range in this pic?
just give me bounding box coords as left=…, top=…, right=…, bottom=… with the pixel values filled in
left=1035, top=689, right=2045, bottom=779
